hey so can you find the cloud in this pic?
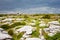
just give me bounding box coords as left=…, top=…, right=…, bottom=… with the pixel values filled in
left=0, top=0, right=60, bottom=14
left=16, top=7, right=60, bottom=14
left=0, top=6, right=60, bottom=14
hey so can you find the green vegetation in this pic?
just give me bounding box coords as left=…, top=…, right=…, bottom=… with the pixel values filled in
left=52, top=32, right=60, bottom=40
left=42, top=15, right=51, bottom=19
left=10, top=22, right=26, bottom=28
left=12, top=32, right=24, bottom=40
left=8, top=29, right=14, bottom=36
left=31, top=30, right=40, bottom=37
left=8, top=29, right=24, bottom=40
left=44, top=32, right=60, bottom=40
left=31, top=20, right=40, bottom=37
left=0, top=24, right=11, bottom=30
left=0, top=14, right=60, bottom=40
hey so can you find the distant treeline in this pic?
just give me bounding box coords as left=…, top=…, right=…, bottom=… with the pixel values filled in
left=0, top=13, right=60, bottom=17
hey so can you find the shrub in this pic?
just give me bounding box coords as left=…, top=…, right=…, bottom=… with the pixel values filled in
left=31, top=30, right=40, bottom=37
left=1, top=24, right=11, bottom=30
left=17, top=32, right=24, bottom=39
left=8, top=29, right=14, bottom=36
left=52, top=32, right=60, bottom=40
left=45, top=32, right=60, bottom=40
left=11, top=22, right=26, bottom=28
left=42, top=15, right=50, bottom=19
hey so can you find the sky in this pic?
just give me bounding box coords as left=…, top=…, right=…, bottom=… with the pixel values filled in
left=0, top=0, right=60, bottom=14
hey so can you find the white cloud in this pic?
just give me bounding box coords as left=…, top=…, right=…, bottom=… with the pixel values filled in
left=19, top=7, right=60, bottom=14
left=0, top=7, right=60, bottom=14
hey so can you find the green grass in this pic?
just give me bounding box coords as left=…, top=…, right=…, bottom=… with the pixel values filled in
left=0, top=24, right=11, bottom=30
left=10, top=21, right=26, bottom=28
left=31, top=20, right=40, bottom=38
left=0, top=14, right=60, bottom=40
left=43, top=30, right=60, bottom=40
left=8, top=29, right=24, bottom=40
left=31, top=30, right=40, bottom=38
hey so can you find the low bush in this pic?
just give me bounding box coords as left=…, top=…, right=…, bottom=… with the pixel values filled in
left=11, top=22, right=26, bottom=28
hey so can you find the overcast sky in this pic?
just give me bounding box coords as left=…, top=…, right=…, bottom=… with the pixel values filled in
left=0, top=0, right=60, bottom=14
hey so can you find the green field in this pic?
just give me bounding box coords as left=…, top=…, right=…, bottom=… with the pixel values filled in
left=0, top=14, right=60, bottom=40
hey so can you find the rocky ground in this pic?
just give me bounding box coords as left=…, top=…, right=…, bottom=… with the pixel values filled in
left=0, top=14, right=60, bottom=40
